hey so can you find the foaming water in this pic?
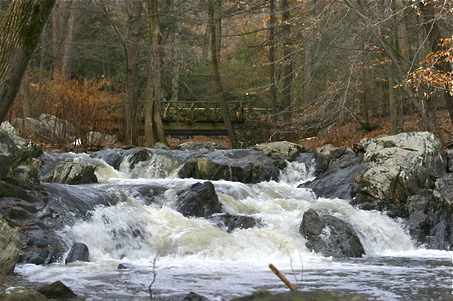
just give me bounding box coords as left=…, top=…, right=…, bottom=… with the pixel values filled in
left=11, top=152, right=453, bottom=300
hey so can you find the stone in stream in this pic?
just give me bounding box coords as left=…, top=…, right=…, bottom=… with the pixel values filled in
left=65, top=242, right=89, bottom=264
left=299, top=209, right=364, bottom=258
left=176, top=181, right=223, bottom=218
left=37, top=280, right=77, bottom=299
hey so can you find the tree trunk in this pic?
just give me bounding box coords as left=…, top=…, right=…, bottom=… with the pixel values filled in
left=389, top=74, right=398, bottom=135
left=144, top=0, right=168, bottom=147
left=51, top=0, right=72, bottom=78
left=124, top=0, right=142, bottom=145
left=19, top=76, right=32, bottom=118
left=0, top=0, right=55, bottom=122
left=268, top=0, right=277, bottom=123
left=60, top=0, right=77, bottom=80
left=207, top=0, right=238, bottom=148
left=281, top=0, right=292, bottom=135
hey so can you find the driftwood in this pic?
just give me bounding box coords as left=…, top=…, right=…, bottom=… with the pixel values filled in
left=269, top=264, right=297, bottom=291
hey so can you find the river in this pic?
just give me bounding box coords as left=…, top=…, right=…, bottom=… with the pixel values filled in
left=6, top=151, right=453, bottom=300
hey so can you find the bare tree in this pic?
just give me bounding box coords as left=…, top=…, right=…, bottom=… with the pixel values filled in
left=0, top=0, right=56, bottom=122
left=96, top=0, right=144, bottom=145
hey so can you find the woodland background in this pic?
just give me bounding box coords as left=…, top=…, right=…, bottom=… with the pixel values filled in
left=0, top=0, right=452, bottom=149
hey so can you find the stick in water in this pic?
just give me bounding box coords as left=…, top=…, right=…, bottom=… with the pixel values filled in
left=269, top=263, right=297, bottom=291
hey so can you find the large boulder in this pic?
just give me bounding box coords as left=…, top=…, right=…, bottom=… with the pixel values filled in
left=12, top=114, right=76, bottom=144
left=299, top=209, right=364, bottom=258
left=0, top=216, right=20, bottom=275
left=176, top=181, right=223, bottom=218
left=351, top=132, right=445, bottom=217
left=42, top=160, right=98, bottom=184
left=179, top=149, right=285, bottom=183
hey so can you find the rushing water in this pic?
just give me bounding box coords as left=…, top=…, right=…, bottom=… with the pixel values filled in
left=7, top=151, right=453, bottom=300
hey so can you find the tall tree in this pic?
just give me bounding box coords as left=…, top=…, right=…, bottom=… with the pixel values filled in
left=144, top=0, right=168, bottom=147
left=207, top=0, right=238, bottom=148
left=0, top=0, right=56, bottom=122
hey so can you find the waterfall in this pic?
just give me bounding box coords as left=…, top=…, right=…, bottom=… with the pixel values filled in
left=56, top=156, right=414, bottom=265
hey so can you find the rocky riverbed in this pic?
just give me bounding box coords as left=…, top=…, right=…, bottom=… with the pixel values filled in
left=0, top=123, right=452, bottom=300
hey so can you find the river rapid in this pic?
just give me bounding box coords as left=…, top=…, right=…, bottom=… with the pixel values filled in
left=7, top=151, right=453, bottom=300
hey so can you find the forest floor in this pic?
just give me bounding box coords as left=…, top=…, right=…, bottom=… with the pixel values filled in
left=167, top=110, right=453, bottom=150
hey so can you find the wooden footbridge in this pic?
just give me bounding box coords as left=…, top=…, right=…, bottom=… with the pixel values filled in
left=161, top=100, right=270, bottom=136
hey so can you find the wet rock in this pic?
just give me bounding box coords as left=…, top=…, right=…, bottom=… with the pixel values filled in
left=177, top=181, right=223, bottom=218
left=42, top=160, right=98, bottom=184
left=0, top=216, right=20, bottom=275
left=1, top=287, right=48, bottom=301
left=300, top=209, right=364, bottom=258
left=89, top=147, right=128, bottom=170
left=211, top=213, right=259, bottom=232
left=117, top=263, right=133, bottom=270
left=292, top=152, right=326, bottom=177
left=351, top=132, right=445, bottom=218
left=65, top=242, right=89, bottom=264
left=406, top=174, right=453, bottom=250
left=13, top=165, right=40, bottom=186
left=300, top=165, right=363, bottom=200
left=179, top=149, right=285, bottom=183
left=19, top=232, right=63, bottom=265
left=37, top=281, right=77, bottom=299
left=184, top=292, right=209, bottom=301
left=128, top=148, right=151, bottom=169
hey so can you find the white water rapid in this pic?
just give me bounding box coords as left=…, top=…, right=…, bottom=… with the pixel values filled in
left=13, top=152, right=452, bottom=300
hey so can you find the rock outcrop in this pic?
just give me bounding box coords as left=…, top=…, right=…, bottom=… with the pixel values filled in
left=351, top=132, right=445, bottom=217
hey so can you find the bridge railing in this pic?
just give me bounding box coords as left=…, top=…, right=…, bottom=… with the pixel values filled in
left=161, top=100, right=270, bottom=123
